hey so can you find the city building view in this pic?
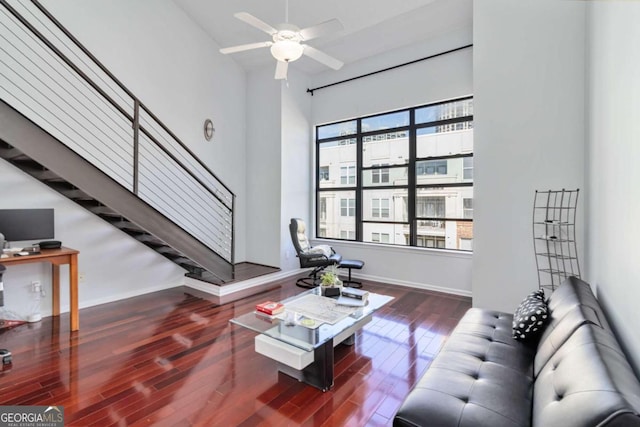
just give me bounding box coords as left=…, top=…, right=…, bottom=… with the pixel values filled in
left=316, top=97, right=473, bottom=251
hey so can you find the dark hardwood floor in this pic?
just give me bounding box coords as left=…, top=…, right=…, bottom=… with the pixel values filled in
left=232, top=262, right=280, bottom=282
left=0, top=275, right=471, bottom=426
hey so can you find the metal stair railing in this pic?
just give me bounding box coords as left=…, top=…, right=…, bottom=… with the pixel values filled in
left=0, top=0, right=234, bottom=264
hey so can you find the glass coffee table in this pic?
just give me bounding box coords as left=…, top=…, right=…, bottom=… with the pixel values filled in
left=230, top=287, right=393, bottom=391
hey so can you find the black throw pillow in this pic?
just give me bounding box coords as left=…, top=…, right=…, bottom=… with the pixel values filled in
left=512, top=289, right=549, bottom=341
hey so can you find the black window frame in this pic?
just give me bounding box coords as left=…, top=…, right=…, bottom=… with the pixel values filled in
left=315, top=96, right=473, bottom=251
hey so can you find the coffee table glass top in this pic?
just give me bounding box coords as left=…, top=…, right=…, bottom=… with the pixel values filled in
left=230, top=288, right=394, bottom=351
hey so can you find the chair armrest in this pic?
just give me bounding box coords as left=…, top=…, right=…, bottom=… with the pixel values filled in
left=302, top=245, right=333, bottom=259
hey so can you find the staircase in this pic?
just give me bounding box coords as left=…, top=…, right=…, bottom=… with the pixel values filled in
left=0, top=1, right=234, bottom=283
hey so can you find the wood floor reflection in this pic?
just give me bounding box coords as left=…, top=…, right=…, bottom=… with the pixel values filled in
left=0, top=275, right=470, bottom=426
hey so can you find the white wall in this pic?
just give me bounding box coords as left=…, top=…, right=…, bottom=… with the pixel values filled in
left=245, top=65, right=313, bottom=270
left=311, top=27, right=473, bottom=125
left=0, top=162, right=185, bottom=319
left=472, top=0, right=586, bottom=311
left=39, top=0, right=248, bottom=262
left=1, top=0, right=249, bottom=318
left=309, top=26, right=474, bottom=295
left=326, top=240, right=471, bottom=295
left=245, top=66, right=282, bottom=267
left=280, top=68, right=313, bottom=271
left=586, top=1, right=640, bottom=374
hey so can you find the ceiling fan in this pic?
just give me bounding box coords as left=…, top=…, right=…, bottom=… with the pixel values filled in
left=219, top=1, right=344, bottom=80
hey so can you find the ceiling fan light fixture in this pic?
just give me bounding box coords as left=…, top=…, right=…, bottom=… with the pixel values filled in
left=270, top=40, right=304, bottom=62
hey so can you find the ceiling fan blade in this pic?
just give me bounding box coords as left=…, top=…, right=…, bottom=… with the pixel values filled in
left=234, top=12, right=277, bottom=35
left=303, top=45, right=344, bottom=70
left=299, top=19, right=344, bottom=41
left=219, top=41, right=272, bottom=54
left=275, top=60, right=288, bottom=80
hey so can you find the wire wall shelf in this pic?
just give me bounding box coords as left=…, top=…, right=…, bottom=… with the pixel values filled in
left=532, top=189, right=581, bottom=292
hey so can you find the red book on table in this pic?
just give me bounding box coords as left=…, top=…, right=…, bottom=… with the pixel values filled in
left=255, top=301, right=285, bottom=315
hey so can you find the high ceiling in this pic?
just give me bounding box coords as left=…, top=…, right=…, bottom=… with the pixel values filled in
left=173, top=0, right=473, bottom=75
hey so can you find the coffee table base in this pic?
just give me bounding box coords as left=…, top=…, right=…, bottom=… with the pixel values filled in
left=254, top=315, right=371, bottom=391
left=278, top=338, right=335, bottom=392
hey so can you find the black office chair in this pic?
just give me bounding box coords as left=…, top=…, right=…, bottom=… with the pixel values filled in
left=289, top=218, right=342, bottom=288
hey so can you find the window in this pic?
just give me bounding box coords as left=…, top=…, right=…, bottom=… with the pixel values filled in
left=371, top=166, right=389, bottom=184
left=319, top=197, right=327, bottom=221
left=460, top=238, right=473, bottom=251
left=340, top=165, right=355, bottom=185
left=340, top=198, right=355, bottom=217
left=463, top=157, right=473, bottom=180
left=316, top=97, right=473, bottom=250
left=319, top=166, right=329, bottom=181
left=417, top=160, right=447, bottom=176
left=340, top=230, right=355, bottom=239
left=372, top=232, right=390, bottom=243
left=372, top=198, right=390, bottom=218
left=417, top=197, right=445, bottom=218
left=463, top=198, right=473, bottom=219
left=339, top=138, right=357, bottom=145
left=417, top=236, right=446, bottom=248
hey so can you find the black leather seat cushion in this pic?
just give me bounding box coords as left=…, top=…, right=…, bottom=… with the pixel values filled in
left=394, top=309, right=536, bottom=427
left=394, top=277, right=640, bottom=427
left=339, top=259, right=364, bottom=269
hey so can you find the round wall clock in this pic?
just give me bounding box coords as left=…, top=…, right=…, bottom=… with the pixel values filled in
left=204, top=119, right=215, bottom=141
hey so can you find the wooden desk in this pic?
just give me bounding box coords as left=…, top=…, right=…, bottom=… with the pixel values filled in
left=1, top=247, right=80, bottom=331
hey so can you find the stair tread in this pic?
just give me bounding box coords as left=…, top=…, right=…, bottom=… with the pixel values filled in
left=25, top=169, right=61, bottom=181
left=155, top=246, right=181, bottom=255
left=58, top=189, right=94, bottom=200
left=88, top=206, right=121, bottom=216
left=0, top=147, right=27, bottom=160
left=135, top=234, right=165, bottom=244
left=111, top=220, right=145, bottom=231
left=174, top=257, right=200, bottom=266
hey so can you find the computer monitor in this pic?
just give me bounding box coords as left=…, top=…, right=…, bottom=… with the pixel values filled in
left=0, top=209, right=55, bottom=243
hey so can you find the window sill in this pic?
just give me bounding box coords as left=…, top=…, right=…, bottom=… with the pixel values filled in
left=311, top=238, right=472, bottom=259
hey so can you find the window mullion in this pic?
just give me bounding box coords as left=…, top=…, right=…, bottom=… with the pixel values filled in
left=356, top=119, right=363, bottom=241
left=408, top=109, right=417, bottom=246
left=315, top=126, right=321, bottom=238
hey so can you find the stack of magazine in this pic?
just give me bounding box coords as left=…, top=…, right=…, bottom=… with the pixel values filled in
left=337, top=288, right=369, bottom=307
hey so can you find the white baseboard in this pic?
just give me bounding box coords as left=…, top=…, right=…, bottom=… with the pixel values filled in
left=184, top=269, right=303, bottom=297
left=44, top=269, right=469, bottom=317
left=186, top=268, right=471, bottom=299
left=347, top=272, right=473, bottom=298
left=48, top=280, right=183, bottom=316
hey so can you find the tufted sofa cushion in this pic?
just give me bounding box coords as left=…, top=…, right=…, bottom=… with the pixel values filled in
left=394, top=309, right=536, bottom=427
left=533, top=323, right=640, bottom=427
left=394, top=277, right=640, bottom=427
left=544, top=277, right=611, bottom=331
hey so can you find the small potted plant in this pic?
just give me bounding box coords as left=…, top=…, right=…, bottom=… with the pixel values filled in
left=320, top=265, right=342, bottom=296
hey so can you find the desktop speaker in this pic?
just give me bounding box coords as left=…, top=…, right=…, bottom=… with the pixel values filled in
left=39, top=240, right=61, bottom=249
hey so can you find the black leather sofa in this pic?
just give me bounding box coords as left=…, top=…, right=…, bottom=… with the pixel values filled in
left=394, top=277, right=640, bottom=427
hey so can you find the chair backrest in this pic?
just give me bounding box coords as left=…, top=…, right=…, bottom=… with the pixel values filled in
left=289, top=218, right=311, bottom=255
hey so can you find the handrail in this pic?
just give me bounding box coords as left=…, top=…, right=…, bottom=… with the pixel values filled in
left=133, top=99, right=140, bottom=194
left=138, top=104, right=235, bottom=199
left=0, top=0, right=235, bottom=265
left=1, top=0, right=133, bottom=122
left=137, top=125, right=231, bottom=210
left=26, top=0, right=235, bottom=207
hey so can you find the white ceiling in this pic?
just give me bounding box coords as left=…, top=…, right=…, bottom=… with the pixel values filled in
left=173, top=0, right=473, bottom=75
